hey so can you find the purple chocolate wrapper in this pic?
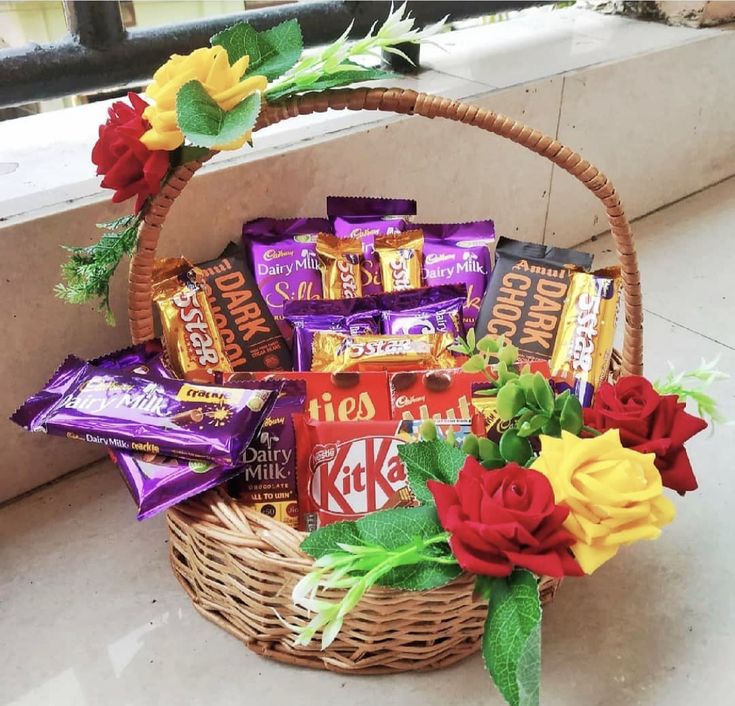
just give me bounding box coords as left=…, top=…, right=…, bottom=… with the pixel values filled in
left=242, top=218, right=330, bottom=338
left=418, top=221, right=495, bottom=331
left=11, top=356, right=278, bottom=465
left=286, top=306, right=380, bottom=371
left=110, top=380, right=305, bottom=520
left=92, top=341, right=176, bottom=380
left=326, top=196, right=417, bottom=218
left=381, top=296, right=465, bottom=337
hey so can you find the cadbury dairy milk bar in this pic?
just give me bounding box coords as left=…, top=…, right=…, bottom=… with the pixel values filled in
left=475, top=237, right=594, bottom=361
left=198, top=242, right=291, bottom=372
left=11, top=356, right=278, bottom=465
left=243, top=218, right=329, bottom=339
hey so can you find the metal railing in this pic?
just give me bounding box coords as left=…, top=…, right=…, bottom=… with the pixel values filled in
left=0, top=1, right=553, bottom=108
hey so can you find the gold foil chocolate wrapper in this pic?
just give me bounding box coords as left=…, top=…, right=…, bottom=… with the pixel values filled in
left=315, top=233, right=363, bottom=300
left=470, top=392, right=514, bottom=442
left=310, top=332, right=456, bottom=373
left=549, top=266, right=622, bottom=407
left=375, top=229, right=424, bottom=292
left=152, top=261, right=234, bottom=383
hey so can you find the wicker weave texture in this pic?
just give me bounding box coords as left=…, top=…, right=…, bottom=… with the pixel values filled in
left=167, top=489, right=561, bottom=673
left=126, top=88, right=641, bottom=673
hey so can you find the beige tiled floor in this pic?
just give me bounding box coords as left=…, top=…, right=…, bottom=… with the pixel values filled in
left=2, top=178, right=734, bottom=705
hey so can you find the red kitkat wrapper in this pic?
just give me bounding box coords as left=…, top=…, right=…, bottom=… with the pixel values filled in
left=295, top=417, right=415, bottom=530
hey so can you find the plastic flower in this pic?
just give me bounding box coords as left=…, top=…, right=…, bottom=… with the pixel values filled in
left=91, top=92, right=169, bottom=212
left=531, top=430, right=675, bottom=574
left=428, top=459, right=583, bottom=578
left=140, top=46, right=267, bottom=151
left=584, top=376, right=708, bottom=495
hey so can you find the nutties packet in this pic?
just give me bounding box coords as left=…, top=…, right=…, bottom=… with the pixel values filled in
left=243, top=218, right=329, bottom=338
left=11, top=356, right=278, bottom=465
left=198, top=242, right=291, bottom=372
left=475, top=237, right=594, bottom=361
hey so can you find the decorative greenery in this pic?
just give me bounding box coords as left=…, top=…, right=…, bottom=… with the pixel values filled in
left=654, top=358, right=729, bottom=425
left=55, top=214, right=142, bottom=323
left=483, top=570, right=542, bottom=706
left=398, top=440, right=467, bottom=503
left=294, top=505, right=459, bottom=648
left=176, top=82, right=261, bottom=148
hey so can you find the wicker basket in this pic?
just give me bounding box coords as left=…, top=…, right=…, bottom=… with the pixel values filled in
left=127, top=88, right=643, bottom=674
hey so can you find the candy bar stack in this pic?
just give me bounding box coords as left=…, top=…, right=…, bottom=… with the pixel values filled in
left=13, top=195, right=622, bottom=531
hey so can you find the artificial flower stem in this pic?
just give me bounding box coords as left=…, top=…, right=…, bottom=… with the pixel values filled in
left=581, top=424, right=602, bottom=437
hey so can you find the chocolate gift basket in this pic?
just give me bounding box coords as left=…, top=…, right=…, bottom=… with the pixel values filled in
left=127, top=85, right=639, bottom=672
left=16, top=9, right=714, bottom=705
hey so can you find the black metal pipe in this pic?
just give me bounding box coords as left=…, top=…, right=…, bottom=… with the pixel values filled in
left=63, top=0, right=126, bottom=49
left=0, top=1, right=552, bottom=108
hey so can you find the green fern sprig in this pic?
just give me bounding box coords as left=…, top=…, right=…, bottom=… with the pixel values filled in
left=55, top=213, right=142, bottom=324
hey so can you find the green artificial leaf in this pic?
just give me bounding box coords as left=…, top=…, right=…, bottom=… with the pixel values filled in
left=176, top=81, right=261, bottom=148
left=171, top=144, right=212, bottom=168
left=266, top=66, right=396, bottom=102
left=553, top=389, right=570, bottom=412
left=497, top=342, right=519, bottom=366
left=531, top=374, right=554, bottom=416
left=419, top=419, right=438, bottom=441
left=497, top=384, right=525, bottom=420
left=355, top=506, right=460, bottom=590
left=540, top=417, right=561, bottom=437
left=499, top=429, right=534, bottom=465
left=398, top=440, right=467, bottom=504
left=255, top=19, right=304, bottom=81
left=560, top=394, right=583, bottom=435
left=497, top=361, right=519, bottom=386
left=462, top=353, right=487, bottom=374
left=300, top=520, right=363, bottom=559
left=477, top=336, right=500, bottom=354
left=478, top=437, right=503, bottom=466
left=482, top=570, right=542, bottom=706
left=211, top=19, right=303, bottom=81
left=462, top=434, right=480, bottom=458
left=211, top=21, right=261, bottom=66
left=466, top=328, right=477, bottom=352
left=475, top=574, right=494, bottom=601
left=517, top=413, right=549, bottom=439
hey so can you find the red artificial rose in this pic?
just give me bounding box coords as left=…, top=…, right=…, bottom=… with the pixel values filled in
left=584, top=376, right=708, bottom=494
left=427, top=459, right=583, bottom=578
left=91, top=92, right=169, bottom=212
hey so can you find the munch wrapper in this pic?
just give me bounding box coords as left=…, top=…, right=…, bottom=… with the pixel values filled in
left=243, top=218, right=328, bottom=338
left=476, top=237, right=593, bottom=361
left=109, top=380, right=304, bottom=521
left=419, top=220, right=495, bottom=329
left=328, top=196, right=416, bottom=296
left=316, top=233, right=363, bottom=299
left=375, top=229, right=424, bottom=292
left=310, top=332, right=456, bottom=373
left=550, top=267, right=622, bottom=406
left=152, top=259, right=233, bottom=382
left=198, top=242, right=292, bottom=372
left=11, top=356, right=278, bottom=465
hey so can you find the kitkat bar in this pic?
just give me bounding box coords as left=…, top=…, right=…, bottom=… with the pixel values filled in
left=250, top=370, right=391, bottom=422
left=295, top=417, right=415, bottom=530
left=389, top=369, right=486, bottom=421
left=198, top=242, right=292, bottom=372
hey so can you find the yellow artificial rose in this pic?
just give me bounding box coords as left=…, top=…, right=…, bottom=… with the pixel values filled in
left=531, top=430, right=675, bottom=574
left=140, top=46, right=267, bottom=151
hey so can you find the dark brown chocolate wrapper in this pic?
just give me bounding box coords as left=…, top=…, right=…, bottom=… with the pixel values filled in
left=475, top=237, right=594, bottom=361
left=198, top=242, right=292, bottom=372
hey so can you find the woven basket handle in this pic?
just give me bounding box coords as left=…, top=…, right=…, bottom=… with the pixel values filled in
left=128, top=87, right=643, bottom=375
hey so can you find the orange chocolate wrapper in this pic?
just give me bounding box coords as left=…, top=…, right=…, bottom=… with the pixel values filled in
left=375, top=229, right=424, bottom=292
left=310, top=331, right=456, bottom=373
left=315, top=233, right=363, bottom=299
left=152, top=259, right=234, bottom=383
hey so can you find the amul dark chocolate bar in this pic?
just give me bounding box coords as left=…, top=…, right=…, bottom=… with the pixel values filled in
left=475, top=237, right=593, bottom=360
left=198, top=242, right=291, bottom=372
